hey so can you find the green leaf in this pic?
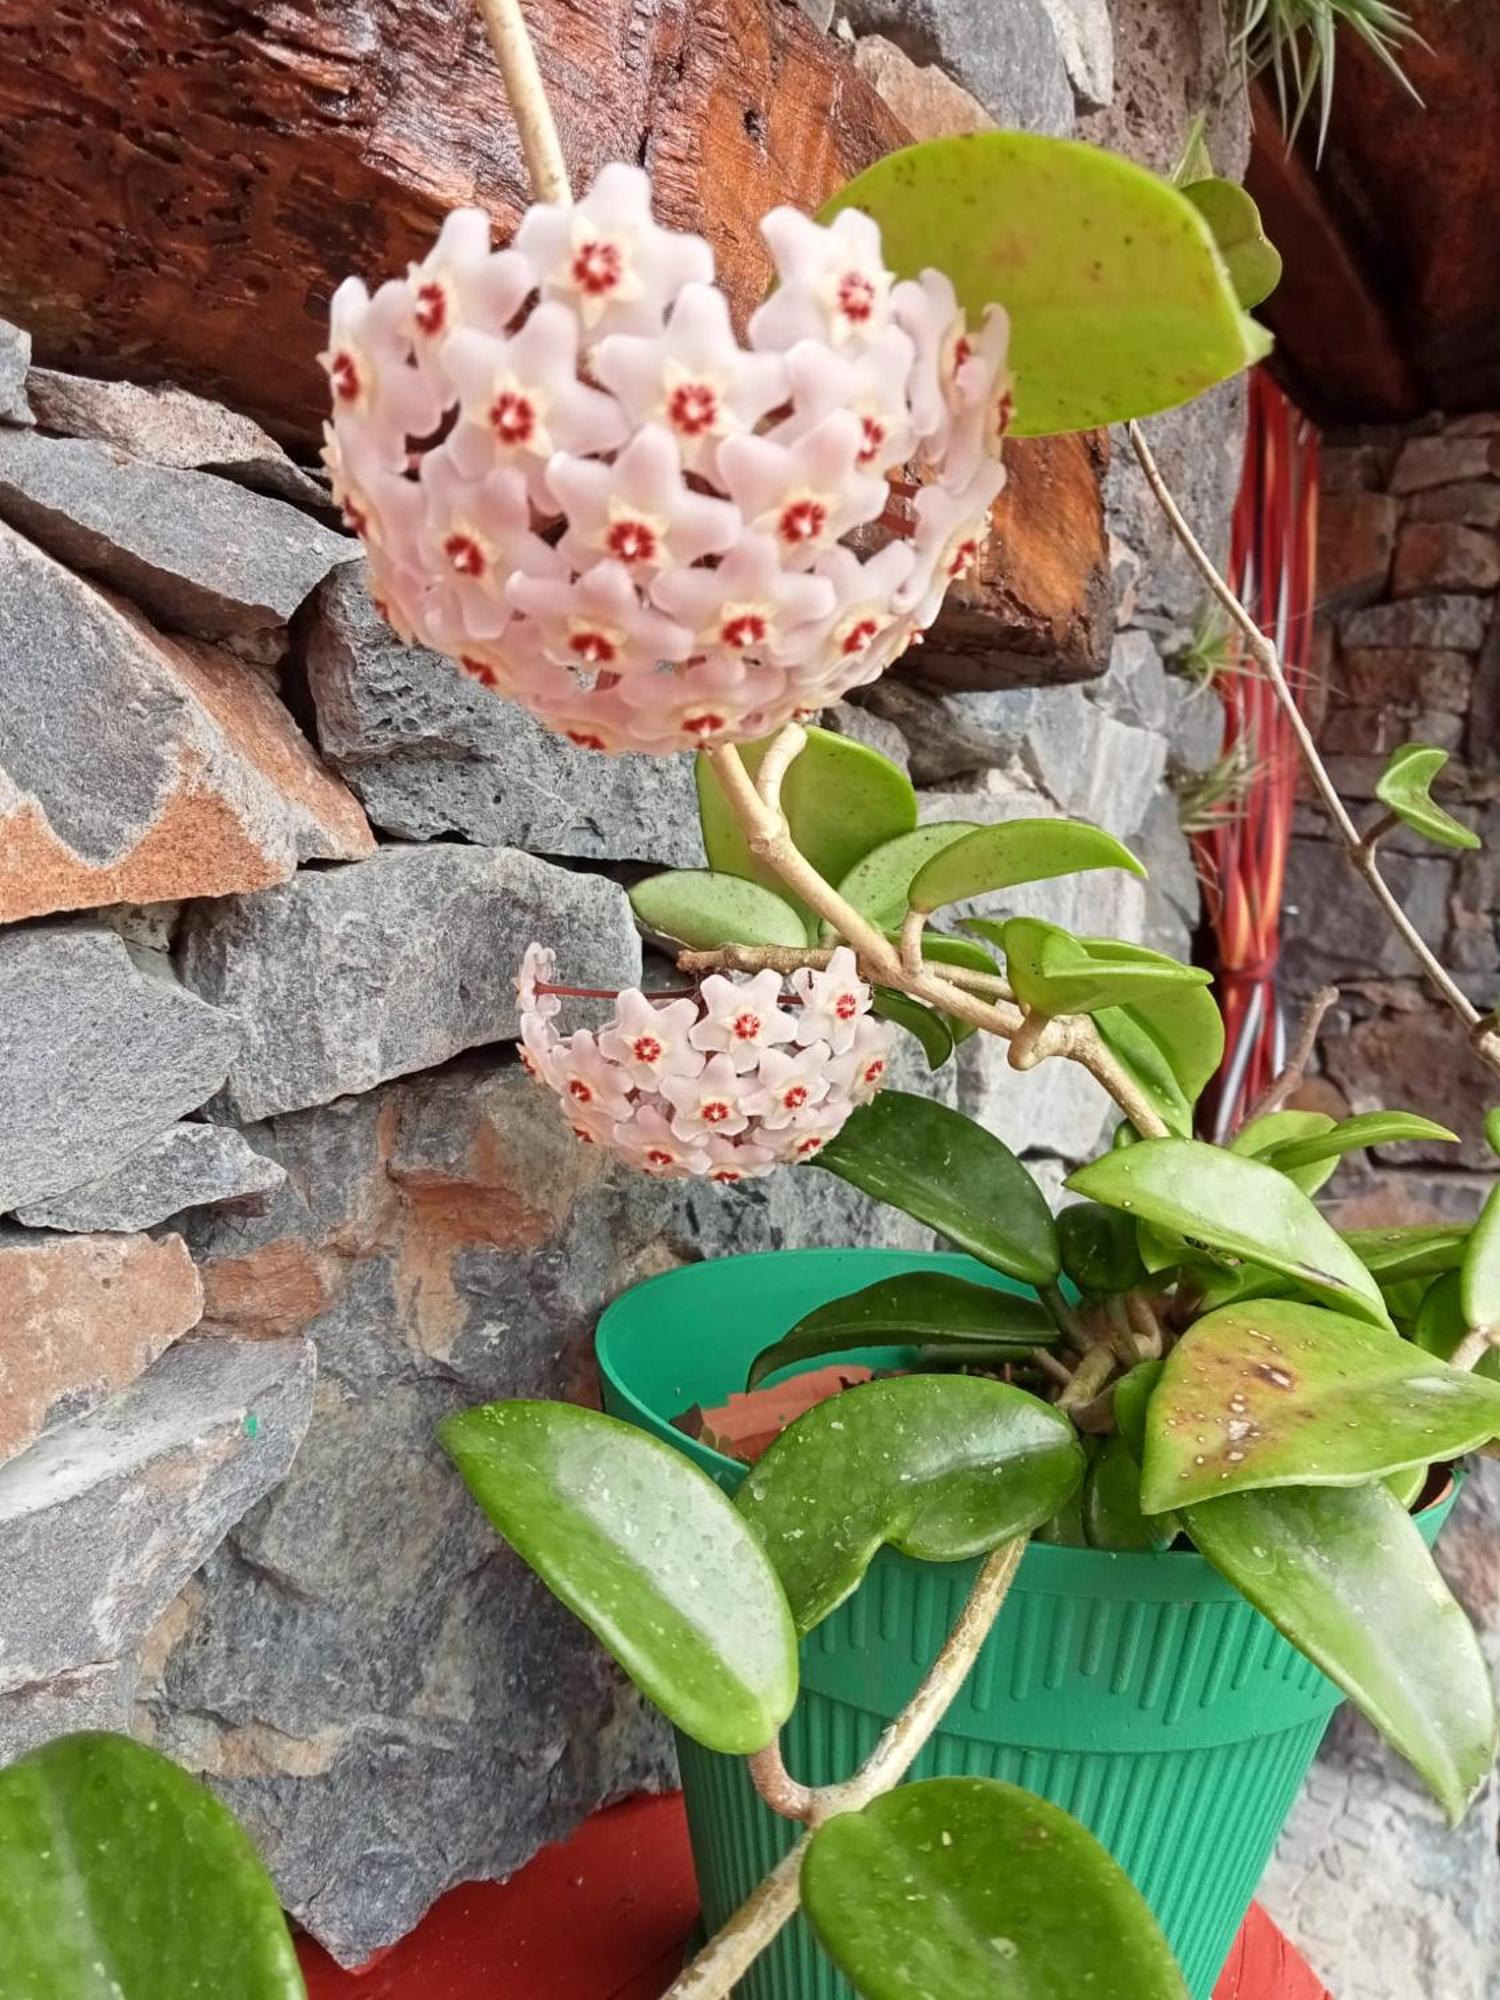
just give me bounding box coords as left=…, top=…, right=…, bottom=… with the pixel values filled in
left=987, top=921, right=1211, bottom=1019
left=1462, top=1183, right=1500, bottom=1332
left=823, top=131, right=1269, bottom=438
left=1092, top=1007, right=1194, bottom=1136
left=838, top=823, right=982, bottom=931
left=1112, top=1359, right=1165, bottom=1460
left=817, top=1090, right=1060, bottom=1287
left=1411, top=1271, right=1500, bottom=1379
left=1345, top=1223, right=1471, bottom=1284
left=909, top=818, right=1145, bottom=914
left=0, top=1733, right=304, bottom=2000
left=1259, top=1109, right=1459, bottom=1172
left=1232, top=1110, right=1340, bottom=1196
left=1068, top=1139, right=1393, bottom=1327
left=737, top=1376, right=1084, bottom=1632
left=1374, top=743, right=1481, bottom=851
left=1486, top=1107, right=1500, bottom=1159
left=629, top=870, right=809, bottom=950
left=747, top=1272, right=1057, bottom=1390
left=697, top=727, right=917, bottom=932
left=441, top=1402, right=797, bottom=1753
left=802, top=1776, right=1187, bottom=2000
left=1142, top=1299, right=1500, bottom=1511
left=1185, top=1482, right=1497, bottom=1823
left=1180, top=178, right=1282, bottom=308
left=1057, top=1200, right=1148, bottom=1294
left=872, top=988, right=955, bottom=1068
left=1094, top=977, right=1225, bottom=1135
left=1086, top=1433, right=1173, bottom=1550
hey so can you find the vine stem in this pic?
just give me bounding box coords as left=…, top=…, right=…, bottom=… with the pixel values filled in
left=664, top=1540, right=1026, bottom=2000
left=1126, top=421, right=1500, bottom=1081
left=1240, top=984, right=1340, bottom=1124
left=473, top=0, right=572, bottom=203
left=701, top=736, right=1171, bottom=1138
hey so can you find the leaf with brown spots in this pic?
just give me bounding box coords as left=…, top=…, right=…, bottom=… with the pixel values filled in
left=1141, top=1299, right=1500, bottom=1513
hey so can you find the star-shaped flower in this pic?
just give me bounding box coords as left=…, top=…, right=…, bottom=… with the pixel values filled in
left=717, top=413, right=887, bottom=570
left=649, top=535, right=834, bottom=660
left=509, top=558, right=693, bottom=678
left=829, top=1016, right=894, bottom=1104
left=703, top=1134, right=777, bottom=1183
left=749, top=207, right=895, bottom=352
left=615, top=654, right=789, bottom=753
left=548, top=425, right=741, bottom=575
left=785, top=543, right=917, bottom=693
left=551, top=1030, right=635, bottom=1124
left=660, top=1053, right=753, bottom=1140
left=594, top=284, right=789, bottom=473
left=402, top=209, right=537, bottom=348
left=415, top=456, right=544, bottom=643
left=442, top=304, right=628, bottom=501
left=611, top=1104, right=711, bottom=1178
left=790, top=947, right=871, bottom=1055
left=894, top=467, right=1006, bottom=630
left=741, top=1043, right=835, bottom=1128
left=600, top=990, right=706, bottom=1087
left=319, top=276, right=445, bottom=450
left=689, top=971, right=797, bottom=1070
left=516, top=163, right=713, bottom=336
left=773, top=329, right=917, bottom=477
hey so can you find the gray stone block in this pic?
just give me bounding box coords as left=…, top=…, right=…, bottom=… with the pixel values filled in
left=0, top=318, right=31, bottom=425
left=0, top=428, right=351, bottom=657
left=305, top=563, right=703, bottom=866
left=1341, top=595, right=1490, bottom=653
left=176, top=845, right=644, bottom=1121
left=0, top=925, right=240, bottom=1211
left=1036, top=0, right=1113, bottom=109
left=840, top=0, right=1074, bottom=134
left=13, top=1122, right=284, bottom=1232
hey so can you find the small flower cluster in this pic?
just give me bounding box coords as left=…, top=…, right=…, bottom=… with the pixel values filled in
left=322, top=164, right=1011, bottom=754
left=517, top=944, right=892, bottom=1179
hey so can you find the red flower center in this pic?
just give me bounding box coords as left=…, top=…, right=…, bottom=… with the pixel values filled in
left=863, top=1059, right=886, bottom=1085
left=836, top=272, right=877, bottom=323
left=701, top=1099, right=732, bottom=1126
left=414, top=282, right=448, bottom=337
left=328, top=350, right=361, bottom=404
left=490, top=391, right=537, bottom=445
left=567, top=729, right=608, bottom=751
left=782, top=1084, right=809, bottom=1110
left=953, top=333, right=974, bottom=372
left=569, top=629, right=619, bottom=667
left=777, top=497, right=827, bottom=546
left=342, top=500, right=368, bottom=537
left=572, top=239, right=624, bottom=297
left=710, top=1166, right=743, bottom=1184
left=646, top=1147, right=676, bottom=1168
left=840, top=617, right=879, bottom=657
left=684, top=712, right=727, bottom=737
left=668, top=381, right=719, bottom=436
left=732, top=1013, right=762, bottom=1042
left=795, top=1135, right=825, bottom=1157
left=946, top=536, right=980, bottom=579
left=606, top=518, right=660, bottom=564
left=993, top=388, right=1015, bottom=436
left=857, top=415, right=886, bottom=467
left=721, top=612, right=768, bottom=651
left=573, top=1126, right=598, bottom=1144
left=632, top=1035, right=663, bottom=1064
left=444, top=533, right=486, bottom=578
left=567, top=1079, right=593, bottom=1104
left=834, top=993, right=859, bottom=1021
left=460, top=654, right=501, bottom=688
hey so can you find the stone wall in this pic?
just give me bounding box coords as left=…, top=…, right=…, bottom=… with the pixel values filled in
left=1256, top=415, right=1500, bottom=1994
left=0, top=0, right=1247, bottom=1966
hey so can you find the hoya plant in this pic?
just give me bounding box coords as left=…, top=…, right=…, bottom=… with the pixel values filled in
left=327, top=4, right=1497, bottom=1997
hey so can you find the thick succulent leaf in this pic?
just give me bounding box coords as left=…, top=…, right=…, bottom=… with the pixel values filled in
left=1093, top=974, right=1225, bottom=1137
left=873, top=988, right=955, bottom=1068
left=1180, top=177, right=1283, bottom=307
left=1086, top=1434, right=1173, bottom=1550
left=1462, top=1183, right=1500, bottom=1332
left=1141, top=1299, right=1500, bottom=1512
left=1092, top=1004, right=1194, bottom=1136
left=908, top=817, right=1144, bottom=914
left=838, top=823, right=982, bottom=930
left=1487, top=1107, right=1500, bottom=1159
left=1374, top=743, right=1481, bottom=851
left=1260, top=1109, right=1459, bottom=1172
left=1111, top=1359, right=1164, bottom=1460
left=696, top=728, right=918, bottom=931
left=817, top=1091, right=1060, bottom=1287
left=737, top=1376, right=1084, bottom=1632
left=802, top=1777, right=1187, bottom=1999
left=1185, top=1482, right=1497, bottom=1823
left=441, top=1402, right=797, bottom=1753
left=0, top=1732, right=305, bottom=2000
left=824, top=131, right=1269, bottom=437
left=1232, top=1110, right=1339, bottom=1196
left=629, top=870, right=810, bottom=950
left=1344, top=1223, right=1470, bottom=1284
left=990, top=920, right=1211, bottom=1019
left=1068, top=1139, right=1392, bottom=1326
left=1057, top=1200, right=1148, bottom=1293
left=748, top=1272, right=1057, bottom=1389
left=1409, top=1273, right=1499, bottom=1388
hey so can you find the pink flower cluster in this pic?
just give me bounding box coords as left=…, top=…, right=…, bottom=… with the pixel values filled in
left=322, top=163, right=1011, bottom=754
left=517, top=945, right=892, bottom=1179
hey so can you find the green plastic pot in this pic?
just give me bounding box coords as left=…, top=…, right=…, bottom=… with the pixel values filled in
left=597, top=1247, right=1456, bottom=2000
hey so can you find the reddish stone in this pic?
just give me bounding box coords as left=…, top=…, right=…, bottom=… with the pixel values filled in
left=1317, top=491, right=1399, bottom=606
left=1391, top=434, right=1500, bottom=494
left=1392, top=520, right=1500, bottom=596
left=852, top=35, right=990, bottom=137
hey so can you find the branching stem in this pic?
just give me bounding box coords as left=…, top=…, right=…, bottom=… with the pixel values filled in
left=1240, top=984, right=1340, bottom=1125
left=473, top=0, right=571, bottom=202
left=1127, top=421, right=1500, bottom=1080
